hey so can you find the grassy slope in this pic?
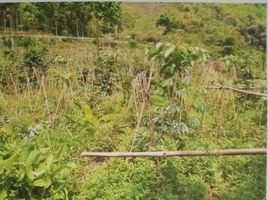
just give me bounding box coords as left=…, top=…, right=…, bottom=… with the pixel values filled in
left=0, top=3, right=266, bottom=200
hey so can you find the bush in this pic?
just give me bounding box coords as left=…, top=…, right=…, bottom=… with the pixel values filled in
left=156, top=14, right=179, bottom=35
left=0, top=144, right=76, bottom=199
left=129, top=31, right=137, bottom=39
left=23, top=48, right=47, bottom=74
left=2, top=37, right=13, bottom=48
left=128, top=39, right=137, bottom=48
left=92, top=54, right=122, bottom=96
left=79, top=159, right=157, bottom=200
left=3, top=49, right=16, bottom=60
left=15, top=37, right=36, bottom=47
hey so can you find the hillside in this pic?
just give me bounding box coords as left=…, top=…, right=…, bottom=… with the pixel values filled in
left=0, top=3, right=266, bottom=200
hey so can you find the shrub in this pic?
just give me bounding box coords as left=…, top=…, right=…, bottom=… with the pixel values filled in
left=15, top=37, right=36, bottom=47
left=0, top=145, right=75, bottom=199
left=78, top=159, right=157, bottom=200
left=156, top=14, right=179, bottom=35
left=91, top=54, right=122, bottom=96
left=2, top=37, right=13, bottom=48
left=3, top=49, right=16, bottom=60
left=129, top=31, right=137, bottom=39
left=23, top=48, right=47, bottom=80
left=128, top=39, right=137, bottom=48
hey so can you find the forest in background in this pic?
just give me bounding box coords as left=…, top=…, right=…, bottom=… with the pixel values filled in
left=0, top=3, right=267, bottom=200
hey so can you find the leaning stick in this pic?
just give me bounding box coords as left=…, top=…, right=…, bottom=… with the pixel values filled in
left=205, top=85, right=267, bottom=97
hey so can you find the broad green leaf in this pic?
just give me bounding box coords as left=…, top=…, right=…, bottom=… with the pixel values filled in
left=176, top=89, right=191, bottom=98
left=26, top=149, right=40, bottom=167
left=166, top=104, right=181, bottom=113
left=83, top=104, right=99, bottom=127
left=33, top=177, right=52, bottom=188
left=36, top=153, right=53, bottom=172
left=32, top=169, right=46, bottom=179
left=161, top=78, right=173, bottom=88
left=0, top=189, right=7, bottom=200
left=194, top=102, right=210, bottom=113
left=99, top=113, right=122, bottom=123
left=51, top=165, right=65, bottom=176
left=25, top=166, right=35, bottom=181
left=25, top=148, right=41, bottom=181
left=188, top=116, right=201, bottom=129
left=0, top=159, right=4, bottom=174
left=174, top=122, right=190, bottom=134
left=3, top=155, right=16, bottom=171
left=164, top=45, right=175, bottom=58
left=20, top=145, right=35, bottom=163
left=39, top=148, right=49, bottom=155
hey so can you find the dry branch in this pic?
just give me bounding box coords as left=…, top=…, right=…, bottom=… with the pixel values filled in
left=81, top=148, right=266, bottom=158
left=205, top=85, right=267, bottom=97
left=129, top=70, right=153, bottom=152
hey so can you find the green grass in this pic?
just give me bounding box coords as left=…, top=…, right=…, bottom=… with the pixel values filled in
left=0, top=3, right=266, bottom=199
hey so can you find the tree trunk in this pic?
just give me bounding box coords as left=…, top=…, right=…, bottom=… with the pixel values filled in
left=20, top=12, right=22, bottom=31
left=96, top=18, right=100, bottom=60
left=3, top=10, right=6, bottom=29
left=64, top=18, right=67, bottom=31
left=55, top=20, right=58, bottom=36
left=9, top=13, right=14, bottom=48
left=81, top=24, right=84, bottom=37
left=114, top=24, right=118, bottom=37
left=15, top=10, right=18, bottom=31
left=76, top=21, right=79, bottom=37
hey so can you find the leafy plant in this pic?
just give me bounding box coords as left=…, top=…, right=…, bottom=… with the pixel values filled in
left=15, top=36, right=36, bottom=48
left=0, top=145, right=67, bottom=199
left=23, top=48, right=46, bottom=71
left=66, top=102, right=99, bottom=132
left=156, top=14, right=179, bottom=35
left=128, top=39, right=137, bottom=48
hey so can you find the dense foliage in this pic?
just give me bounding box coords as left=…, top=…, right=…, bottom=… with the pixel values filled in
left=0, top=3, right=266, bottom=200
left=0, top=2, right=121, bottom=37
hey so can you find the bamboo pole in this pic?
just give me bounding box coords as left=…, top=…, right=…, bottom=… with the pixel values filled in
left=205, top=85, right=267, bottom=97
left=81, top=148, right=266, bottom=158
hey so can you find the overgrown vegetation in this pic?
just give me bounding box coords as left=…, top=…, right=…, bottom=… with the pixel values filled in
left=0, top=2, right=266, bottom=200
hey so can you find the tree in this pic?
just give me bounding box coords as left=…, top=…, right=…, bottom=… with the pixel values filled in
left=156, top=14, right=179, bottom=35
left=88, top=2, right=121, bottom=59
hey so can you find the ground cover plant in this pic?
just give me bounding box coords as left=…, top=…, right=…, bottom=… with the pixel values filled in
left=0, top=2, right=266, bottom=200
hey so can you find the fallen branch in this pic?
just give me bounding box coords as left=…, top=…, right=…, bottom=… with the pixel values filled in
left=81, top=148, right=266, bottom=158
left=205, top=85, right=267, bottom=97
